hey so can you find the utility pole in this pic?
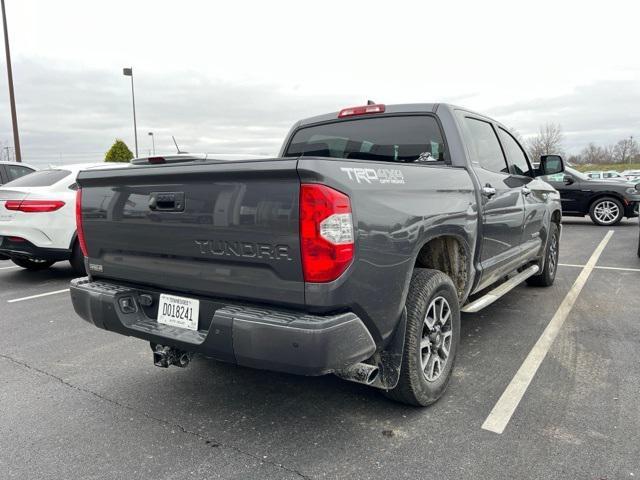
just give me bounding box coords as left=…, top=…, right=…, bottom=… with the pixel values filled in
left=1, top=0, right=21, bottom=162
left=122, top=67, right=138, bottom=157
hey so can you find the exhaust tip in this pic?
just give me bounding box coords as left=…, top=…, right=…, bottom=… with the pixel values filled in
left=335, top=362, right=380, bottom=386
left=365, top=366, right=380, bottom=385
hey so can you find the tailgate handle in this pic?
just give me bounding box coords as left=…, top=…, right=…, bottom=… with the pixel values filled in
left=149, top=192, right=185, bottom=212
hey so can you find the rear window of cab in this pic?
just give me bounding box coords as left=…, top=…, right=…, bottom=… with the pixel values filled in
left=284, top=116, right=446, bottom=163
left=3, top=169, right=71, bottom=187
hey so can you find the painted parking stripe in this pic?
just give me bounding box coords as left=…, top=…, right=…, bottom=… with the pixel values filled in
left=7, top=288, right=70, bottom=303
left=482, top=230, right=614, bottom=434
left=0, top=265, right=20, bottom=270
left=559, top=263, right=640, bottom=273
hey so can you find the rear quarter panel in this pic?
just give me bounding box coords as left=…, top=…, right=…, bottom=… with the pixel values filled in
left=297, top=158, right=478, bottom=343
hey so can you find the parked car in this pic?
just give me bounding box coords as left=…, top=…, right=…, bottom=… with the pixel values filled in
left=70, top=103, right=564, bottom=406
left=585, top=170, right=628, bottom=182
left=0, top=163, right=128, bottom=274
left=0, top=161, right=36, bottom=185
left=622, top=169, right=640, bottom=181
left=544, top=167, right=640, bottom=225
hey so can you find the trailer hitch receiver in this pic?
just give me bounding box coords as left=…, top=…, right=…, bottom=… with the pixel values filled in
left=152, top=344, right=192, bottom=368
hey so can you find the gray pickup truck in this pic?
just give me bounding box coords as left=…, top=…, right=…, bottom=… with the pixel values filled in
left=70, top=103, right=564, bottom=406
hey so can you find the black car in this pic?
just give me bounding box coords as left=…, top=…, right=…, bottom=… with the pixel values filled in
left=545, top=167, right=640, bottom=226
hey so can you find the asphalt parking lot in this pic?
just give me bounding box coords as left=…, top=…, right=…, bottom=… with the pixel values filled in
left=1, top=217, right=639, bottom=480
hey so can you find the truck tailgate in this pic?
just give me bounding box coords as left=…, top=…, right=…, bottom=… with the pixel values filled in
left=76, top=159, right=304, bottom=306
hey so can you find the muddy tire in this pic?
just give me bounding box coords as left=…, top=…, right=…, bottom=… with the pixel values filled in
left=11, top=258, right=55, bottom=271
left=527, top=222, right=559, bottom=287
left=384, top=268, right=460, bottom=407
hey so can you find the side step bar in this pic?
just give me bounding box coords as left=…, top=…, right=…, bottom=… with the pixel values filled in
left=461, top=265, right=540, bottom=313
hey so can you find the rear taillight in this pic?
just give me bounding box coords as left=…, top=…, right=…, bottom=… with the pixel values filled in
left=4, top=200, right=65, bottom=212
left=338, top=104, right=385, bottom=118
left=76, top=189, right=88, bottom=257
left=300, top=184, right=354, bottom=283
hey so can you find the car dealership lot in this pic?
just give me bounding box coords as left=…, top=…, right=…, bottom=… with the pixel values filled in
left=1, top=218, right=639, bottom=480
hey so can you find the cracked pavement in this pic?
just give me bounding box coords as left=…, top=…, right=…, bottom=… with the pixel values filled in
left=1, top=217, right=639, bottom=479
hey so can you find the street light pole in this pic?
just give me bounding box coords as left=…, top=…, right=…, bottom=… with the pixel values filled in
left=122, top=67, right=138, bottom=157
left=1, top=0, right=21, bottom=162
left=148, top=132, right=155, bottom=155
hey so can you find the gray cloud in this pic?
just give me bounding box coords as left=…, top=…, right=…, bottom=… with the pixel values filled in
left=1, top=60, right=638, bottom=166
left=0, top=60, right=356, bottom=166
left=486, top=80, right=640, bottom=153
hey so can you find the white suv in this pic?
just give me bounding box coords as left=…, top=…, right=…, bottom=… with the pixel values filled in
left=0, top=163, right=128, bottom=274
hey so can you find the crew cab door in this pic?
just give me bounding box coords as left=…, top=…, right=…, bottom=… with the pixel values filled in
left=459, top=115, right=525, bottom=288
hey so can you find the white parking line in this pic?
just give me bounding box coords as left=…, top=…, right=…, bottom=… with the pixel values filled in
left=482, top=230, right=614, bottom=434
left=559, top=263, right=640, bottom=273
left=7, top=288, right=70, bottom=303
left=0, top=266, right=20, bottom=270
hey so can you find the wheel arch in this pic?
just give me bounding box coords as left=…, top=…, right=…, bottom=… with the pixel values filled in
left=412, top=232, right=474, bottom=304
left=587, top=192, right=625, bottom=211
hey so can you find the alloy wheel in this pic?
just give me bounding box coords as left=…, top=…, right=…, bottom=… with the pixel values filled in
left=593, top=200, right=620, bottom=224
left=420, top=296, right=453, bottom=382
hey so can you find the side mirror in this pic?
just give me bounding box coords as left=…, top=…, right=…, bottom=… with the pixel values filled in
left=540, top=154, right=564, bottom=176
left=563, top=175, right=574, bottom=185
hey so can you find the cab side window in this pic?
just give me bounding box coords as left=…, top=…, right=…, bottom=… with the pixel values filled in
left=498, top=128, right=532, bottom=177
left=463, top=118, right=508, bottom=174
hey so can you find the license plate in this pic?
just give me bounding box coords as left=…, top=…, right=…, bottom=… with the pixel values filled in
left=157, top=293, right=200, bottom=331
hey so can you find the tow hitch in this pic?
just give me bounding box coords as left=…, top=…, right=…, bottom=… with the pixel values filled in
left=152, top=344, right=192, bottom=368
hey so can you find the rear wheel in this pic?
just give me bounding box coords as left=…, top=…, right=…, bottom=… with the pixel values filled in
left=589, top=197, right=623, bottom=226
left=69, top=241, right=86, bottom=275
left=11, top=258, right=55, bottom=271
left=527, top=222, right=559, bottom=287
left=384, top=269, right=460, bottom=406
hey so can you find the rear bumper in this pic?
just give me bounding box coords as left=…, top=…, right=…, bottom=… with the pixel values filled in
left=0, top=237, right=70, bottom=261
left=69, top=277, right=376, bottom=376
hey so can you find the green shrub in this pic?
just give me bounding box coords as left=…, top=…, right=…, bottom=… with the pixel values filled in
left=105, top=139, right=134, bottom=162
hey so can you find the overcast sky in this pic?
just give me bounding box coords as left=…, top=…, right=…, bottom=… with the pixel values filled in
left=1, top=0, right=639, bottom=166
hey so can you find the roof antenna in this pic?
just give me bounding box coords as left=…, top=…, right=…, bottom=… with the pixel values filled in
left=172, top=136, right=186, bottom=154
left=367, top=99, right=376, bottom=105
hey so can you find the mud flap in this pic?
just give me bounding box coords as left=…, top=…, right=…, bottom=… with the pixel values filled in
left=370, top=308, right=406, bottom=390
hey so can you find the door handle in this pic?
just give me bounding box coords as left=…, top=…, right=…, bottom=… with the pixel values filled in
left=149, top=192, right=185, bottom=212
left=481, top=185, right=496, bottom=198
left=521, top=186, right=532, bottom=196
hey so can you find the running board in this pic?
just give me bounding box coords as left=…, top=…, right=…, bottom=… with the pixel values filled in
left=461, top=265, right=540, bottom=313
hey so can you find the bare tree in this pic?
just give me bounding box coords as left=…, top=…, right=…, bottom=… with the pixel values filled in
left=580, top=143, right=604, bottom=164
left=613, top=136, right=638, bottom=164
left=527, top=123, right=564, bottom=162
left=602, top=144, right=615, bottom=163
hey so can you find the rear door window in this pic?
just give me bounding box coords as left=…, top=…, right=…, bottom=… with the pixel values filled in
left=3, top=169, right=71, bottom=187
left=462, top=118, right=508, bottom=174
left=284, top=116, right=446, bottom=163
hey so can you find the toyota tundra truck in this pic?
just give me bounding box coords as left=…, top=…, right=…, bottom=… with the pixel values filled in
left=70, top=103, right=564, bottom=406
